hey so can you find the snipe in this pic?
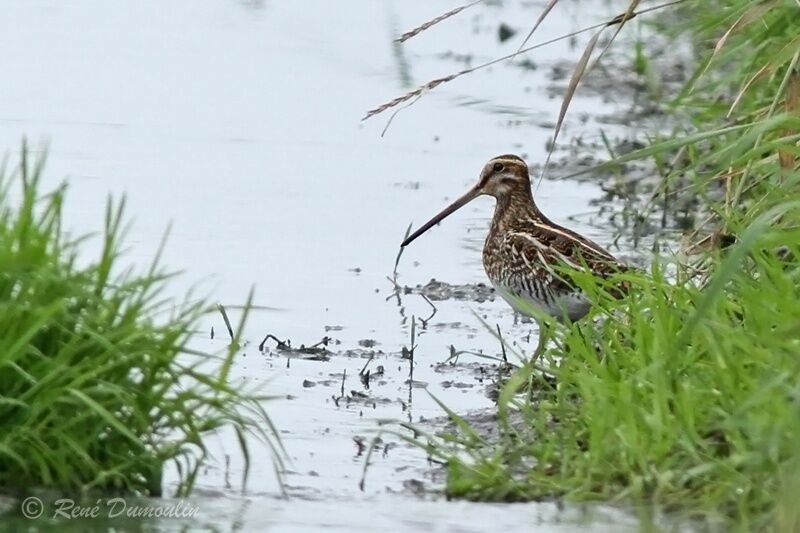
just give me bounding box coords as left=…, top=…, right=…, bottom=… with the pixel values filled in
left=401, top=154, right=627, bottom=360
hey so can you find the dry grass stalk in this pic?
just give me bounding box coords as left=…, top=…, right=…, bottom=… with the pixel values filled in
left=590, top=0, right=640, bottom=71
left=539, top=29, right=603, bottom=182
left=396, top=0, right=484, bottom=44
left=364, top=74, right=456, bottom=121
left=512, top=0, right=560, bottom=60
left=363, top=0, right=685, bottom=123
left=538, top=1, right=641, bottom=182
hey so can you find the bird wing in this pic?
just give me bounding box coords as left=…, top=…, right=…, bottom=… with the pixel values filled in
left=502, top=228, right=625, bottom=291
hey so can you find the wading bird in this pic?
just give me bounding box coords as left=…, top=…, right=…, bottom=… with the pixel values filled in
left=400, top=154, right=627, bottom=360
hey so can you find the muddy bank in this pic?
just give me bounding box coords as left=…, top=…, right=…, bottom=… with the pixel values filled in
left=405, top=278, right=496, bottom=303
left=534, top=33, right=715, bottom=250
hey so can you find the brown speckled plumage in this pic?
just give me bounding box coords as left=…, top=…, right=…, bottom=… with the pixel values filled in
left=402, top=154, right=627, bottom=323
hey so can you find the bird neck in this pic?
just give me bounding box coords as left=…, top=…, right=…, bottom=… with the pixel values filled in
left=491, top=185, right=548, bottom=232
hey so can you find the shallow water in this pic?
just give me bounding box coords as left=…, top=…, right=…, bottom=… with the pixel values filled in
left=0, top=0, right=654, bottom=530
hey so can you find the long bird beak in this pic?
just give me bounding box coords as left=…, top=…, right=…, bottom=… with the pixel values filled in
left=401, top=185, right=482, bottom=247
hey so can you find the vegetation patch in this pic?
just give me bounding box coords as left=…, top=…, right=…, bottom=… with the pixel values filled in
left=0, top=150, right=280, bottom=497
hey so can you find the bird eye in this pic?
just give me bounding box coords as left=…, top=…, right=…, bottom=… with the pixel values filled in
left=493, top=162, right=504, bottom=172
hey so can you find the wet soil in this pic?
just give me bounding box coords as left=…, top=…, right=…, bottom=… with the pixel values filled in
left=540, top=32, right=717, bottom=250
left=405, top=278, right=496, bottom=303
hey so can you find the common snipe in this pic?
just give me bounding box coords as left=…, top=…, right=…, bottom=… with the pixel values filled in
left=401, top=154, right=627, bottom=360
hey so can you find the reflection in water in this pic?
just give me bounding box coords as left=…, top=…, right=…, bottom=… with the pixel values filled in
left=238, top=0, right=266, bottom=10
left=386, top=4, right=415, bottom=89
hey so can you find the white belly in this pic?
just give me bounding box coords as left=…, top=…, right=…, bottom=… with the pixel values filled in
left=490, top=280, right=591, bottom=322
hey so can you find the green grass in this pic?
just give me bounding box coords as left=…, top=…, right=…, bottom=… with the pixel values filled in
left=408, top=222, right=800, bottom=528
left=393, top=0, right=800, bottom=530
left=0, top=149, right=280, bottom=497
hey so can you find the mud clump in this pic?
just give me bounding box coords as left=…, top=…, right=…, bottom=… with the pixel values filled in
left=405, top=278, right=495, bottom=303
